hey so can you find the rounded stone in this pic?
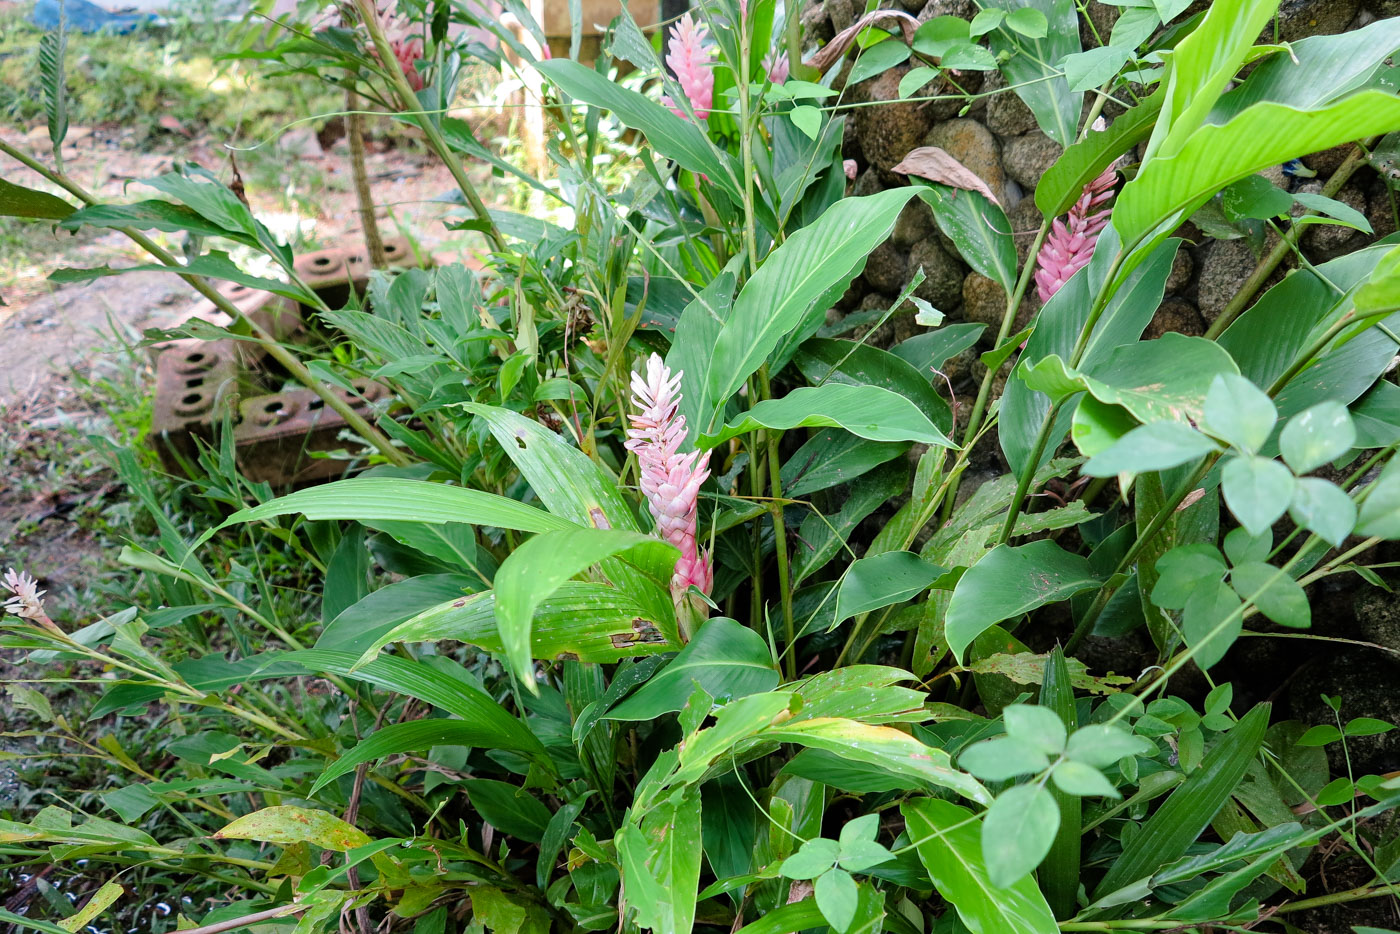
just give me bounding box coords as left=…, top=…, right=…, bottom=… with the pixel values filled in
left=921, top=118, right=1009, bottom=205
left=1008, top=196, right=1045, bottom=265
left=961, top=272, right=1007, bottom=329
left=1079, top=1, right=1121, bottom=47
left=1368, top=179, right=1399, bottom=240
left=1165, top=247, right=1195, bottom=295
left=1301, top=182, right=1370, bottom=261
left=908, top=237, right=968, bottom=311
left=983, top=73, right=1039, bottom=138
left=1302, top=143, right=1355, bottom=178
left=1196, top=238, right=1262, bottom=324
left=1002, top=131, right=1065, bottom=190
left=892, top=197, right=937, bottom=249
left=916, top=0, right=977, bottom=19
left=853, top=168, right=884, bottom=198
left=1144, top=298, right=1206, bottom=339
left=851, top=67, right=938, bottom=171
left=864, top=240, right=910, bottom=294
left=1276, top=0, right=1362, bottom=40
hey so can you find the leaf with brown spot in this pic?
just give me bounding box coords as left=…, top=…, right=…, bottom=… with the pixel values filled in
left=214, top=806, right=371, bottom=851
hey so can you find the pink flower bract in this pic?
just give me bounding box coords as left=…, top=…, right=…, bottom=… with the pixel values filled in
left=663, top=13, right=715, bottom=120
left=1034, top=163, right=1118, bottom=302
left=625, top=354, right=714, bottom=603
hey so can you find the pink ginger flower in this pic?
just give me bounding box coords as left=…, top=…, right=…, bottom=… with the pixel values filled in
left=625, top=355, right=714, bottom=612
left=1034, top=162, right=1118, bottom=302
left=662, top=14, right=715, bottom=120
left=3, top=567, right=61, bottom=634
left=374, top=1, right=426, bottom=91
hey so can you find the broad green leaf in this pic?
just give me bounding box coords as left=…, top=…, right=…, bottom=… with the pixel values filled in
left=283, top=650, right=547, bottom=760
left=631, top=786, right=703, bottom=934
left=1117, top=91, right=1400, bottom=248
left=1152, top=822, right=1313, bottom=887
left=1208, top=17, right=1400, bottom=123
left=815, top=868, right=860, bottom=932
left=0, top=177, right=74, bottom=220
left=946, top=541, right=1101, bottom=662
left=1060, top=45, right=1132, bottom=93
left=667, top=270, right=738, bottom=447
left=703, top=188, right=925, bottom=434
left=794, top=338, right=953, bottom=433
left=1022, top=334, right=1240, bottom=430
left=464, top=780, right=552, bottom=842
left=214, top=806, right=370, bottom=850
left=781, top=429, right=910, bottom=498
left=354, top=583, right=678, bottom=667
left=1155, top=543, right=1227, bottom=610
left=365, top=522, right=489, bottom=579
left=1223, top=528, right=1271, bottom=566
left=1037, top=89, right=1162, bottom=217
left=902, top=798, right=1058, bottom=934
left=208, top=478, right=571, bottom=545
left=1094, top=704, right=1269, bottom=898
left=1230, top=562, right=1309, bottom=628
left=1221, top=175, right=1293, bottom=222
left=51, top=252, right=317, bottom=304
left=983, top=784, right=1059, bottom=887
left=892, top=323, right=986, bottom=373
left=1082, top=421, right=1218, bottom=477
left=312, top=719, right=504, bottom=794
left=794, top=460, right=909, bottom=585
left=1004, top=704, right=1067, bottom=754
left=1221, top=455, right=1295, bottom=537
left=536, top=59, right=738, bottom=201
left=1356, top=244, right=1400, bottom=317
left=1201, top=373, right=1277, bottom=454
left=59, top=201, right=256, bottom=244
left=605, top=618, right=778, bottom=720
left=1349, top=375, right=1400, bottom=448
left=696, top=384, right=955, bottom=450
left=731, top=901, right=826, bottom=934
left=1346, top=717, right=1395, bottom=736
left=1051, top=761, right=1119, bottom=797
left=1357, top=458, right=1400, bottom=538
left=1064, top=723, right=1155, bottom=769
left=764, top=719, right=990, bottom=804
left=57, top=882, right=122, bottom=934
left=832, top=552, right=949, bottom=629
left=1182, top=578, right=1245, bottom=670
left=495, top=529, right=675, bottom=691
left=983, top=0, right=1081, bottom=146
left=917, top=183, right=1017, bottom=292
left=1278, top=401, right=1355, bottom=475
left=847, top=40, right=910, bottom=86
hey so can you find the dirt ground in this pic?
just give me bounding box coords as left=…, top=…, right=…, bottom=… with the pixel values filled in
left=0, top=119, right=482, bottom=404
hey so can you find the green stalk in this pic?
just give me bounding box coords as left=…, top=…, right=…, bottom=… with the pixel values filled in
left=759, top=367, right=796, bottom=679
left=353, top=0, right=506, bottom=255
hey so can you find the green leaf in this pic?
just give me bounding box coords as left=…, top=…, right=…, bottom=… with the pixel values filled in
left=1005, top=704, right=1067, bottom=754
left=794, top=338, right=953, bottom=433
left=0, top=178, right=75, bottom=220
left=1037, top=89, right=1162, bottom=217
left=946, top=541, right=1101, bottom=662
left=815, top=868, right=860, bottom=932
left=832, top=552, right=949, bottom=629
left=1051, top=761, right=1120, bottom=797
left=1182, top=578, right=1245, bottom=670
left=628, top=786, right=703, bottom=934
left=899, top=66, right=943, bottom=99
left=464, top=780, right=552, bottom=842
left=495, top=529, right=675, bottom=691
left=983, top=784, right=1059, bottom=888
left=1279, top=401, right=1355, bottom=475
left=959, top=736, right=1049, bottom=781
left=969, top=8, right=1005, bottom=36
left=917, top=183, right=1017, bottom=292
left=208, top=478, right=572, bottom=546
left=1357, top=458, right=1400, bottom=538
left=1201, top=373, right=1277, bottom=454
left=696, top=384, right=955, bottom=450
left=1060, top=46, right=1133, bottom=93
left=902, top=798, right=1058, bottom=934
left=1221, top=175, right=1294, bottom=222
left=1065, top=723, right=1155, bottom=769
left=1093, top=704, right=1270, bottom=899
left=1345, top=717, right=1395, bottom=736
left=1230, top=562, right=1310, bottom=628
left=1117, top=91, right=1400, bottom=248
left=316, top=575, right=481, bottom=655
left=214, top=806, right=370, bottom=850
left=1296, top=724, right=1342, bottom=746
left=667, top=270, right=738, bottom=447
left=1151, top=544, right=1227, bottom=609
left=1223, top=528, right=1271, bottom=567
left=782, top=838, right=840, bottom=880
left=847, top=40, right=911, bottom=86
left=1082, top=421, right=1218, bottom=476
left=700, top=188, right=925, bottom=434
left=312, top=719, right=500, bottom=794
left=38, top=11, right=67, bottom=155
left=57, top=882, right=122, bottom=934
left=51, top=251, right=315, bottom=304
left=1023, top=333, right=1240, bottom=430
left=789, top=105, right=823, bottom=140
left=605, top=618, right=778, bottom=720
left=913, top=16, right=971, bottom=58
left=1293, top=192, right=1373, bottom=233
left=536, top=59, right=738, bottom=201
left=1221, top=455, right=1295, bottom=537
left=982, top=0, right=1082, bottom=146
left=60, top=201, right=257, bottom=244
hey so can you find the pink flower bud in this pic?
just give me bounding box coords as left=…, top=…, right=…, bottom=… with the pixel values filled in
left=1034, top=163, right=1118, bottom=302
left=662, top=13, right=715, bottom=120
left=625, top=355, right=714, bottom=612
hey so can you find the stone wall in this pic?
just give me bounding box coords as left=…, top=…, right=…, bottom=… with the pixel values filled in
left=815, top=0, right=1399, bottom=429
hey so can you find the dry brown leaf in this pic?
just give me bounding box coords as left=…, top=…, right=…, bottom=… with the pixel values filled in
left=891, top=146, right=1002, bottom=206
left=804, top=9, right=920, bottom=75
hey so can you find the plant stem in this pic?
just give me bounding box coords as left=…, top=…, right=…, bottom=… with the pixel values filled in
left=737, top=13, right=760, bottom=275
left=353, top=0, right=506, bottom=254
left=0, top=139, right=410, bottom=466
left=176, top=904, right=310, bottom=934
left=760, top=366, right=796, bottom=679
left=1203, top=141, right=1374, bottom=340
left=1273, top=880, right=1400, bottom=915
left=347, top=89, right=389, bottom=268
